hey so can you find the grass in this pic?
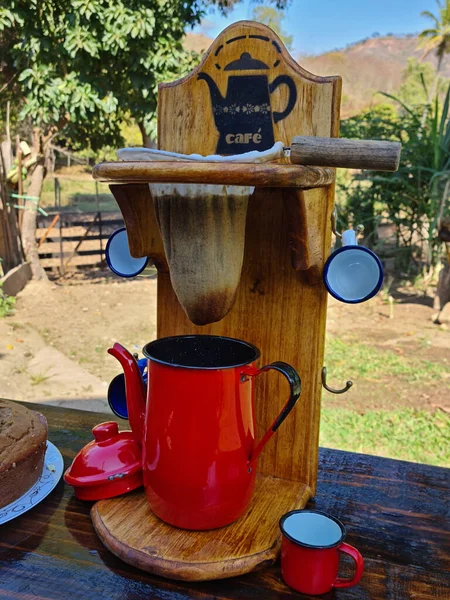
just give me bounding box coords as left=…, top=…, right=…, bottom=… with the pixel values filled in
left=321, top=335, right=450, bottom=466
left=320, top=408, right=450, bottom=467
left=30, top=373, right=51, bottom=386
left=0, top=284, right=16, bottom=318
left=325, top=335, right=448, bottom=386
left=39, top=177, right=116, bottom=212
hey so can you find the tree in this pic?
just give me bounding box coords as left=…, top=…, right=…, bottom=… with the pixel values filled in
left=340, top=87, right=450, bottom=276
left=419, top=0, right=450, bottom=72
left=0, top=1, right=204, bottom=278
left=397, top=58, right=442, bottom=108
left=418, top=0, right=450, bottom=127
left=0, top=0, right=292, bottom=279
left=252, top=6, right=293, bottom=50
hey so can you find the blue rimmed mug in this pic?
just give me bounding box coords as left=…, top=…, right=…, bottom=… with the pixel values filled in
left=324, top=230, right=383, bottom=304
left=108, top=357, right=147, bottom=419
left=105, top=227, right=148, bottom=278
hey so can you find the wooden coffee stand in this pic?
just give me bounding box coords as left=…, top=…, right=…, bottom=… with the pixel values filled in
left=91, top=21, right=399, bottom=581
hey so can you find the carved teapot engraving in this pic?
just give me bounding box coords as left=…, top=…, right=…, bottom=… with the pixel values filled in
left=198, top=52, right=297, bottom=154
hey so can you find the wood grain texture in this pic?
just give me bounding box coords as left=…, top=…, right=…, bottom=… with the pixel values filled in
left=283, top=188, right=323, bottom=282
left=156, top=21, right=341, bottom=489
left=91, top=476, right=311, bottom=581
left=290, top=136, right=402, bottom=171
left=1, top=403, right=450, bottom=600
left=158, top=22, right=341, bottom=156
left=108, top=183, right=167, bottom=268
left=93, top=161, right=335, bottom=188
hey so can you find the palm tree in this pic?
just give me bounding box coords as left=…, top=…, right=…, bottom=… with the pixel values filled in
left=418, top=1, right=450, bottom=128
left=419, top=0, right=450, bottom=72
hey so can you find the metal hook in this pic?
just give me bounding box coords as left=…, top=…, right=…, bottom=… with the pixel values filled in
left=331, top=207, right=365, bottom=240
left=356, top=223, right=365, bottom=239
left=331, top=207, right=342, bottom=239
left=321, top=366, right=353, bottom=395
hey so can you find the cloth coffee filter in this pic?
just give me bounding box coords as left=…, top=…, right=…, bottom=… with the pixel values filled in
left=117, top=143, right=284, bottom=326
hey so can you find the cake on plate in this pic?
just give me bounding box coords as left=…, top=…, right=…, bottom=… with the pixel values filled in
left=0, top=400, right=48, bottom=508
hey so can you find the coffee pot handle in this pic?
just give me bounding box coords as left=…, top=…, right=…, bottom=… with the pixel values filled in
left=246, top=361, right=301, bottom=470
left=269, top=75, right=297, bottom=123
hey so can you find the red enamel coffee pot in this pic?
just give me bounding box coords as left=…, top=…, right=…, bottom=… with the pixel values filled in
left=108, top=335, right=301, bottom=530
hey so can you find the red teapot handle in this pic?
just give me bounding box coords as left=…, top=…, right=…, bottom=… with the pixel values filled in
left=245, top=361, right=301, bottom=470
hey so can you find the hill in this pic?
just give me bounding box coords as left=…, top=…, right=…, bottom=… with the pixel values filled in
left=184, top=32, right=214, bottom=53
left=300, top=35, right=450, bottom=116
left=185, top=32, right=449, bottom=117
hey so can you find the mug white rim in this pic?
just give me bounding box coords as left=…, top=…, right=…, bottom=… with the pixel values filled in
left=105, top=227, right=148, bottom=278
left=323, top=245, right=384, bottom=304
left=279, top=509, right=346, bottom=549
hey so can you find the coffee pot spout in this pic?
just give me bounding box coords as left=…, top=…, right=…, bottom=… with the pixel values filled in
left=198, top=72, right=225, bottom=108
left=107, top=343, right=146, bottom=444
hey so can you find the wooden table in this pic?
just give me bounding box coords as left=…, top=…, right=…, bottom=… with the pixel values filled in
left=1, top=402, right=449, bottom=599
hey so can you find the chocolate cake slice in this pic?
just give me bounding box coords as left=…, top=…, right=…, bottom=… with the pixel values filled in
left=0, top=400, right=48, bottom=509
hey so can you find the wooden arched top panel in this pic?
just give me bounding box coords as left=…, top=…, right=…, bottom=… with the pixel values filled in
left=158, top=21, right=341, bottom=155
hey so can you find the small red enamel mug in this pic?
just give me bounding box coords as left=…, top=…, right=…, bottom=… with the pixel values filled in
left=279, top=510, right=364, bottom=596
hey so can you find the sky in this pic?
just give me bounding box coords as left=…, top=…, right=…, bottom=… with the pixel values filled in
left=194, top=0, right=439, bottom=55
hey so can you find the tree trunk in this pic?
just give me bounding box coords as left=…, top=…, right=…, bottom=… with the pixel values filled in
left=22, top=160, right=47, bottom=280
left=21, top=128, right=49, bottom=281
left=433, top=259, right=450, bottom=323
left=0, top=142, right=23, bottom=273
left=137, top=122, right=156, bottom=149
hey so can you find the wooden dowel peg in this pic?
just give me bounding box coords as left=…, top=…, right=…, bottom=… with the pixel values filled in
left=290, top=136, right=401, bottom=172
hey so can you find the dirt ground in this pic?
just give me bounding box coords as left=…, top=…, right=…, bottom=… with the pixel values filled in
left=326, top=286, right=450, bottom=412
left=0, top=269, right=157, bottom=410
left=1, top=268, right=449, bottom=413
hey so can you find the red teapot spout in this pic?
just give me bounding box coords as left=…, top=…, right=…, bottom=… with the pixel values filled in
left=107, top=343, right=146, bottom=444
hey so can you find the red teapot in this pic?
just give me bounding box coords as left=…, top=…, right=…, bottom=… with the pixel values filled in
left=108, top=335, right=301, bottom=530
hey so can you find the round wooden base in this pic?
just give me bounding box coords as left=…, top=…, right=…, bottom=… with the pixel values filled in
left=91, top=475, right=311, bottom=581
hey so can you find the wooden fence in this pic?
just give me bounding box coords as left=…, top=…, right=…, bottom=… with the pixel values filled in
left=36, top=211, right=124, bottom=273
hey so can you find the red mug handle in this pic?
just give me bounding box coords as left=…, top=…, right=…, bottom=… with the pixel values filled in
left=334, top=542, right=365, bottom=589
left=245, top=362, right=301, bottom=470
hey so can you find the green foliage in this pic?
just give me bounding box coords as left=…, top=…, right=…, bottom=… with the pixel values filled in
left=339, top=85, right=450, bottom=272
left=419, top=0, right=450, bottom=70
left=0, top=1, right=204, bottom=149
left=251, top=6, right=293, bottom=50
left=397, top=58, right=443, bottom=107
left=74, top=120, right=143, bottom=162
left=0, top=0, right=293, bottom=148
left=30, top=372, right=51, bottom=386
left=0, top=284, right=15, bottom=318
left=320, top=408, right=450, bottom=467
left=339, top=103, right=401, bottom=245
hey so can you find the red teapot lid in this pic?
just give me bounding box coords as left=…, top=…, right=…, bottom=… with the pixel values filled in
left=64, top=422, right=143, bottom=501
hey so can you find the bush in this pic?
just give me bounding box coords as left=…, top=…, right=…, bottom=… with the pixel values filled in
left=0, top=285, right=15, bottom=318
left=339, top=89, right=450, bottom=276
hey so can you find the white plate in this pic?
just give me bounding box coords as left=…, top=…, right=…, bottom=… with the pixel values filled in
left=0, top=441, right=64, bottom=525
